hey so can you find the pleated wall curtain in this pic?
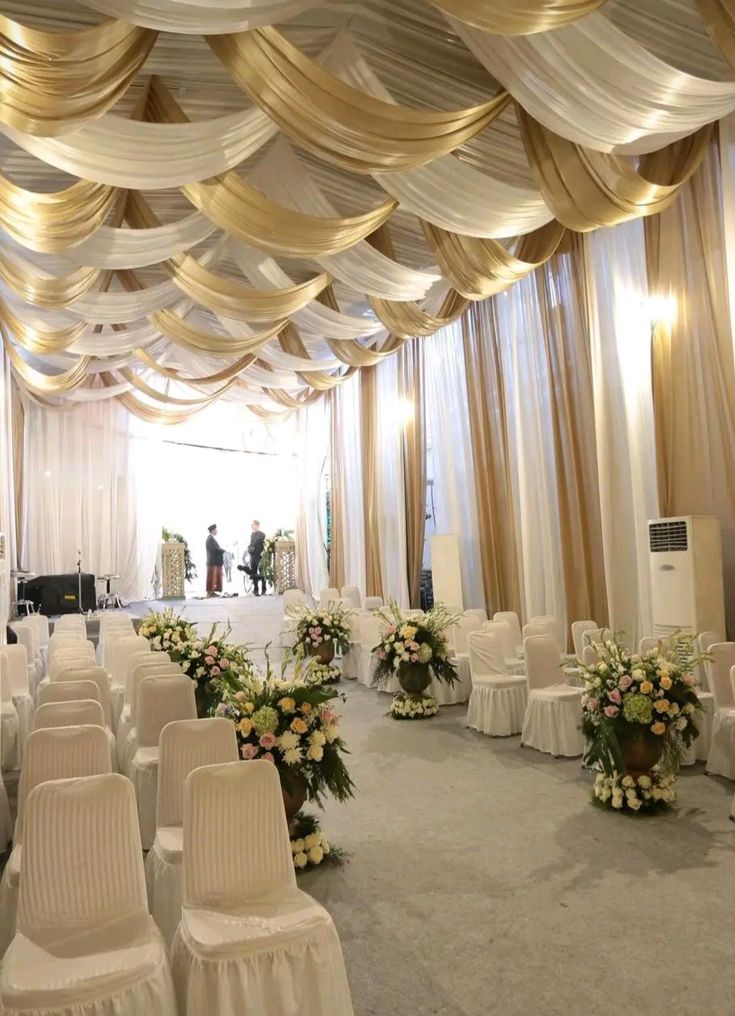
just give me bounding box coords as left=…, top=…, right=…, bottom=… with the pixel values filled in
left=0, top=353, right=18, bottom=625
left=328, top=374, right=366, bottom=595
left=375, top=355, right=410, bottom=609
left=294, top=399, right=329, bottom=598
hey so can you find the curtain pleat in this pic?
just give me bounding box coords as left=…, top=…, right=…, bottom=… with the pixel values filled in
left=397, top=341, right=426, bottom=608
left=327, top=388, right=346, bottom=590
left=359, top=366, right=383, bottom=598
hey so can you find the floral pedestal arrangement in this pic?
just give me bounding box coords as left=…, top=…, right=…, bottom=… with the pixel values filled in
left=373, top=601, right=459, bottom=720
left=390, top=692, right=438, bottom=720
left=288, top=603, right=353, bottom=669
left=290, top=812, right=343, bottom=870
left=580, top=632, right=703, bottom=814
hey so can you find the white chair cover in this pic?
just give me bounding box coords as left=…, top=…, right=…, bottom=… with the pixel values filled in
left=48, top=649, right=96, bottom=681
left=0, top=658, right=19, bottom=772
left=34, top=699, right=106, bottom=731
left=494, top=611, right=523, bottom=655
left=0, top=647, right=34, bottom=765
left=38, top=680, right=101, bottom=707
left=10, top=624, right=42, bottom=688
left=0, top=780, right=11, bottom=853
left=340, top=585, right=362, bottom=609
left=282, top=589, right=308, bottom=609
left=0, top=725, right=112, bottom=958
left=146, top=718, right=238, bottom=948
left=171, top=760, right=353, bottom=1016
left=482, top=620, right=524, bottom=673
left=522, top=620, right=560, bottom=652
left=364, top=596, right=383, bottom=610
left=109, top=635, right=151, bottom=726
left=130, top=677, right=197, bottom=850
left=0, top=773, right=177, bottom=1015
left=466, top=631, right=527, bottom=736
left=55, top=665, right=114, bottom=728
left=464, top=608, right=487, bottom=623
left=318, top=587, right=340, bottom=608
left=521, top=636, right=584, bottom=757
left=357, top=614, right=382, bottom=688
left=53, top=615, right=86, bottom=631
left=571, top=620, right=598, bottom=660
left=119, top=662, right=183, bottom=773
left=698, top=630, right=719, bottom=693
left=582, top=645, right=599, bottom=668
left=705, top=643, right=735, bottom=780
left=23, top=615, right=50, bottom=654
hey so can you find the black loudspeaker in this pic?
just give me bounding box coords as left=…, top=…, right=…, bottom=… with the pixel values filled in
left=24, top=573, right=97, bottom=615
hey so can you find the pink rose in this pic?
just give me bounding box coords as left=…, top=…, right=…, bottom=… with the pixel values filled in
left=314, top=627, right=322, bottom=635
left=410, top=654, right=419, bottom=662
left=220, top=658, right=230, bottom=669
left=262, top=752, right=275, bottom=763
left=320, top=708, right=335, bottom=724
left=259, top=733, right=277, bottom=749
left=604, top=705, right=619, bottom=718
left=587, top=698, right=599, bottom=711
left=211, top=666, right=221, bottom=676
left=618, top=675, right=633, bottom=690
left=315, top=636, right=323, bottom=645
left=683, top=674, right=695, bottom=686
left=205, top=656, right=215, bottom=666
left=194, top=641, right=203, bottom=650
left=378, top=649, right=386, bottom=659
left=241, top=743, right=258, bottom=760
left=608, top=689, right=622, bottom=705
left=387, top=625, right=396, bottom=635
left=206, top=645, right=218, bottom=656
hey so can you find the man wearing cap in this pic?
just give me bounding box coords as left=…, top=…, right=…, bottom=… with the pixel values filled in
left=205, top=523, right=224, bottom=597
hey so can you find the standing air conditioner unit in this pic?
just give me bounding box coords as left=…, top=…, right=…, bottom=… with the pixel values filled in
left=648, top=516, right=726, bottom=640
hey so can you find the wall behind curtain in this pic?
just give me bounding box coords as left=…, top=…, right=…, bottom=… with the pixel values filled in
left=22, top=399, right=162, bottom=603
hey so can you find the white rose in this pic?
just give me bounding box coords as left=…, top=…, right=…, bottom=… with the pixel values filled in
left=294, top=852, right=308, bottom=869
left=308, top=845, right=324, bottom=865
left=304, top=833, right=319, bottom=850
left=292, top=838, right=305, bottom=854
left=621, top=776, right=634, bottom=788
left=628, top=797, right=642, bottom=811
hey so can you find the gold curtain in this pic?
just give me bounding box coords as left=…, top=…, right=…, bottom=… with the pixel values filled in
left=208, top=28, right=509, bottom=173
left=535, top=237, right=608, bottom=632
left=328, top=387, right=346, bottom=589
left=461, top=303, right=522, bottom=617
left=644, top=135, right=735, bottom=632
left=0, top=175, right=118, bottom=253
left=697, top=0, right=735, bottom=68
left=518, top=107, right=711, bottom=231
left=370, top=289, right=468, bottom=338
left=428, top=0, right=607, bottom=34
left=422, top=219, right=567, bottom=299
left=360, top=366, right=383, bottom=598
left=397, top=341, right=426, bottom=607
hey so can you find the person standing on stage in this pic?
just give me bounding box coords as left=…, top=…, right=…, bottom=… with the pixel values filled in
left=248, top=520, right=266, bottom=597
left=205, top=524, right=224, bottom=597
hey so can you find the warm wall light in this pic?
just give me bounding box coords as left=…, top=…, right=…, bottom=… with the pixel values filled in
left=394, top=397, right=415, bottom=428
left=645, top=294, right=676, bottom=328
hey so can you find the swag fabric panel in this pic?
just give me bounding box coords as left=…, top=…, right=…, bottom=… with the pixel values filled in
left=429, top=0, right=607, bottom=35
left=370, top=290, right=469, bottom=338
left=75, top=0, right=322, bottom=34
left=0, top=176, right=118, bottom=253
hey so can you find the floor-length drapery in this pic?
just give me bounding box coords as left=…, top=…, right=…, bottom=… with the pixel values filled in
left=328, top=374, right=365, bottom=594
left=0, top=353, right=18, bottom=625
left=360, top=366, right=383, bottom=599
left=397, top=341, right=426, bottom=608
left=375, top=355, right=410, bottom=608
left=295, top=399, right=329, bottom=598
left=327, top=387, right=346, bottom=591
left=583, top=219, right=659, bottom=646
left=645, top=139, right=735, bottom=637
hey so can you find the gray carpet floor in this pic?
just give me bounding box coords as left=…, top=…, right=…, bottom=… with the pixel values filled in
left=121, top=598, right=735, bottom=1013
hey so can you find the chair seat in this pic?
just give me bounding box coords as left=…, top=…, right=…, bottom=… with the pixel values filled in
left=530, top=685, right=582, bottom=702
left=473, top=674, right=526, bottom=690
left=179, top=888, right=334, bottom=958
left=0, top=915, right=166, bottom=1009
left=155, top=826, right=183, bottom=865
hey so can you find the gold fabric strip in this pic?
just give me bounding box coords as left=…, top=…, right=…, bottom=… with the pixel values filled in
left=697, top=0, right=735, bottom=69
left=279, top=323, right=353, bottom=389
left=428, top=0, right=607, bottom=34
left=263, top=386, right=323, bottom=408
left=518, top=107, right=712, bottom=231
left=118, top=366, right=235, bottom=405
left=208, top=27, right=509, bottom=173
left=0, top=297, right=85, bottom=353
left=360, top=366, right=383, bottom=597
left=100, top=372, right=218, bottom=424
left=0, top=175, right=118, bottom=253
left=135, top=348, right=256, bottom=387
left=422, top=219, right=567, bottom=299
left=0, top=253, right=101, bottom=308
left=3, top=324, right=91, bottom=392
left=370, top=289, right=469, bottom=338
left=325, top=337, right=392, bottom=367
left=147, top=78, right=397, bottom=257
left=150, top=309, right=287, bottom=356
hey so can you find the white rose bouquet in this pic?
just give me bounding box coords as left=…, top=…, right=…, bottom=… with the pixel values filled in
left=138, top=608, right=195, bottom=654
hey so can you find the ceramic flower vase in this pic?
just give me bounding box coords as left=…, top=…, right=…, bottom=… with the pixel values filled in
left=281, top=773, right=309, bottom=831
left=397, top=661, right=431, bottom=695
left=311, top=640, right=335, bottom=665
left=619, top=727, right=664, bottom=776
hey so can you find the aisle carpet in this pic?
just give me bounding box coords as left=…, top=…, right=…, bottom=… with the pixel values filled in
left=132, top=597, right=735, bottom=1015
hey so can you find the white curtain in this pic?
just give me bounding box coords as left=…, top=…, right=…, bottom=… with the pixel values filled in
left=375, top=356, right=410, bottom=608
left=0, top=353, right=17, bottom=626
left=719, top=114, right=735, bottom=367
left=21, top=399, right=161, bottom=603
left=295, top=400, right=329, bottom=598
left=333, top=373, right=366, bottom=595
left=493, top=277, right=568, bottom=638
left=583, top=219, right=659, bottom=646
left=424, top=322, right=484, bottom=609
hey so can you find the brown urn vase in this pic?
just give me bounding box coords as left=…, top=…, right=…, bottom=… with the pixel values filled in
left=620, top=727, right=664, bottom=777
left=397, top=661, right=431, bottom=695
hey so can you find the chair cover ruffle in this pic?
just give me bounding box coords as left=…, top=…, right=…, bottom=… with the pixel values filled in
left=171, top=897, right=354, bottom=1016
left=706, top=707, right=735, bottom=780
left=110, top=687, right=125, bottom=733
left=521, top=688, right=584, bottom=757
left=431, top=662, right=471, bottom=705
left=466, top=681, right=527, bottom=736
left=130, top=749, right=159, bottom=850
left=145, top=831, right=183, bottom=951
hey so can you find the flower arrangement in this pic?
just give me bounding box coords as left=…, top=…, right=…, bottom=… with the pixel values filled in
left=303, top=660, right=341, bottom=686
left=288, top=602, right=353, bottom=660
left=260, top=528, right=294, bottom=590
left=213, top=665, right=354, bottom=807
left=169, top=622, right=254, bottom=716
left=289, top=812, right=343, bottom=870
left=580, top=633, right=703, bottom=812
left=390, top=691, right=438, bottom=719
left=372, top=601, right=459, bottom=688
left=138, top=608, right=196, bottom=654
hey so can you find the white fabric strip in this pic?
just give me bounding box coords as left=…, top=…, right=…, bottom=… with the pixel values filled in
left=76, top=0, right=321, bottom=33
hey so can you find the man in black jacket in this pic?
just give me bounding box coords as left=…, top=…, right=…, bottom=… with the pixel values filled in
left=247, top=520, right=266, bottom=597
left=205, top=524, right=224, bottom=597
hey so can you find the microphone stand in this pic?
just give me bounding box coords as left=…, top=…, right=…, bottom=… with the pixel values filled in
left=77, top=549, right=83, bottom=614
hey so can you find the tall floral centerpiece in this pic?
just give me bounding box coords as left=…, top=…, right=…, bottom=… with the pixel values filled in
left=138, top=608, right=195, bottom=654
left=169, top=623, right=254, bottom=717
left=580, top=634, right=703, bottom=812
left=373, top=602, right=459, bottom=719
left=288, top=602, right=353, bottom=667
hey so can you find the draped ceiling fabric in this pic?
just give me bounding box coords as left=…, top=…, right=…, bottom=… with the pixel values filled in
left=0, top=0, right=734, bottom=419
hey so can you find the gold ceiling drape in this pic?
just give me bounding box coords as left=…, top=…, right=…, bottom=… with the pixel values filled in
left=0, top=175, right=118, bottom=252
left=370, top=290, right=469, bottom=338
left=428, top=0, right=608, bottom=35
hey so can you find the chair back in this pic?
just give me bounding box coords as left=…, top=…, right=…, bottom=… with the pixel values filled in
left=468, top=631, right=508, bottom=683
left=50, top=638, right=94, bottom=663
left=130, top=662, right=183, bottom=723
left=24, top=614, right=50, bottom=650
left=639, top=636, right=665, bottom=658
left=482, top=620, right=516, bottom=662
left=319, top=587, right=340, bottom=608
left=136, top=676, right=196, bottom=748
left=0, top=645, right=30, bottom=696
left=183, top=760, right=295, bottom=908
left=283, top=589, right=307, bottom=610
left=523, top=619, right=558, bottom=643
left=50, top=652, right=96, bottom=680
left=18, top=774, right=147, bottom=939
left=340, top=586, right=362, bottom=609
left=12, top=623, right=38, bottom=664
left=110, top=635, right=150, bottom=686
left=708, top=643, right=735, bottom=709
left=55, top=666, right=113, bottom=727
left=53, top=616, right=86, bottom=634
left=98, top=614, right=134, bottom=633
left=100, top=628, right=133, bottom=671
left=364, top=596, right=383, bottom=611
left=571, top=620, right=597, bottom=660
left=34, top=699, right=106, bottom=731
left=494, top=612, right=523, bottom=651
left=0, top=656, right=11, bottom=703
left=464, top=608, right=487, bottom=623
left=38, top=680, right=101, bottom=708
left=157, top=718, right=239, bottom=829
left=15, top=725, right=112, bottom=844
left=360, top=613, right=382, bottom=649
left=697, top=631, right=719, bottom=692
left=582, top=645, right=599, bottom=668
left=453, top=615, right=483, bottom=656
left=524, top=635, right=563, bottom=691
left=124, top=650, right=171, bottom=708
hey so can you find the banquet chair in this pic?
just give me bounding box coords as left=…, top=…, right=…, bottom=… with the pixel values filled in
left=482, top=620, right=523, bottom=673
left=341, top=585, right=362, bottom=609
left=698, top=631, right=719, bottom=692
left=494, top=612, right=523, bottom=656
left=121, top=650, right=173, bottom=724
left=464, top=608, right=487, bottom=623
left=98, top=626, right=133, bottom=671
left=55, top=665, right=114, bottom=728
left=48, top=644, right=96, bottom=676
left=110, top=634, right=151, bottom=727
left=130, top=676, right=197, bottom=849
left=33, top=698, right=111, bottom=746
left=146, top=718, right=238, bottom=948
left=522, top=620, right=560, bottom=651
left=171, top=760, right=353, bottom=1016
left=10, top=623, right=42, bottom=688
left=364, top=596, right=383, bottom=610
left=0, top=647, right=34, bottom=765
left=120, top=662, right=184, bottom=772
left=466, top=631, right=527, bottom=737
left=405, top=609, right=424, bottom=620
left=0, top=781, right=11, bottom=854
left=357, top=613, right=385, bottom=688
left=705, top=643, right=735, bottom=780
left=582, top=644, right=600, bottom=669
left=0, top=725, right=112, bottom=958
left=521, top=635, right=584, bottom=757
left=22, top=614, right=49, bottom=666
left=46, top=633, right=87, bottom=666
left=0, top=660, right=19, bottom=773
left=319, top=587, right=340, bottom=608
left=571, top=620, right=598, bottom=661
left=53, top=615, right=86, bottom=634
left=38, top=680, right=101, bottom=709
left=0, top=773, right=178, bottom=1015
